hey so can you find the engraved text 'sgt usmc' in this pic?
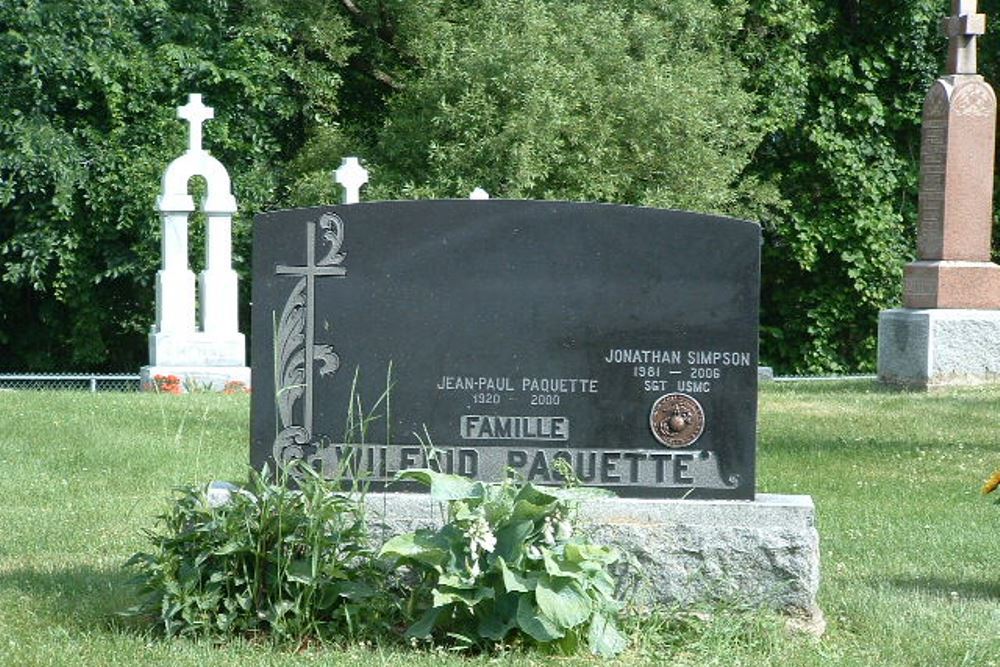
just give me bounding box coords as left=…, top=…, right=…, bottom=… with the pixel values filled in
left=251, top=201, right=760, bottom=499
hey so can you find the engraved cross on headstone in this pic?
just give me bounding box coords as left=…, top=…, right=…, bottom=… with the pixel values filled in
left=177, top=93, right=214, bottom=153
left=335, top=157, right=369, bottom=205
left=276, top=220, right=346, bottom=433
left=942, top=0, right=987, bottom=74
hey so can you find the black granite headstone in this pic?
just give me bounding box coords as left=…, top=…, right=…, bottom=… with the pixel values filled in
left=251, top=200, right=760, bottom=499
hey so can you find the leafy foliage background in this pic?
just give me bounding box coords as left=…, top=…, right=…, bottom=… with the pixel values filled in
left=1, top=0, right=998, bottom=373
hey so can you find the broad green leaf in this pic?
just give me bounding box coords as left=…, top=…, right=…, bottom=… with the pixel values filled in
left=513, top=483, right=559, bottom=507
left=478, top=610, right=515, bottom=641
left=510, top=499, right=554, bottom=521
left=378, top=529, right=448, bottom=566
left=587, top=612, right=627, bottom=657
left=479, top=592, right=519, bottom=640
left=515, top=595, right=564, bottom=642
left=329, top=579, right=375, bottom=601
left=432, top=584, right=493, bottom=607
left=535, top=578, right=591, bottom=629
left=498, top=557, right=536, bottom=593
left=494, top=520, right=533, bottom=563
left=564, top=542, right=619, bottom=565
left=589, top=570, right=617, bottom=599
left=406, top=607, right=443, bottom=639
left=395, top=469, right=485, bottom=500
left=542, top=549, right=583, bottom=580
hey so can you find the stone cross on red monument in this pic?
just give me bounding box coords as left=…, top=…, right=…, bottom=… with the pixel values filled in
left=943, top=0, right=987, bottom=74
left=879, top=1, right=1000, bottom=388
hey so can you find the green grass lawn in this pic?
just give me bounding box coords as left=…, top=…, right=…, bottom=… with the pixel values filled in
left=0, top=383, right=996, bottom=666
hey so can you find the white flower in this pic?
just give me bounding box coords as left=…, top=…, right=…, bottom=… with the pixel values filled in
left=475, top=529, right=497, bottom=554
left=469, top=560, right=481, bottom=578
left=555, top=520, right=573, bottom=542
left=467, top=516, right=497, bottom=556
left=541, top=517, right=556, bottom=545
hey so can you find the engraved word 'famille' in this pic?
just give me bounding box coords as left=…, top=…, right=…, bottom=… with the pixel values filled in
left=460, top=415, right=570, bottom=441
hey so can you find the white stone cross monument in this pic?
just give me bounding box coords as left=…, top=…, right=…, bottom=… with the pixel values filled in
left=335, top=157, right=368, bottom=205
left=140, top=94, right=251, bottom=392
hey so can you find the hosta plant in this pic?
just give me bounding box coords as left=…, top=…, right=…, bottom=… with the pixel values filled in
left=379, top=468, right=627, bottom=657
left=125, top=464, right=394, bottom=642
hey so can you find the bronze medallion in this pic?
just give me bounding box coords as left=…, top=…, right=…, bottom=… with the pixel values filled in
left=649, top=393, right=705, bottom=448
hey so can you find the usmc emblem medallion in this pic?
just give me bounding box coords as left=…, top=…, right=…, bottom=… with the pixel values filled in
left=649, top=393, right=705, bottom=448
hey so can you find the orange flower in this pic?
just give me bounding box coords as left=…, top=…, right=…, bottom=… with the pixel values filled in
left=982, top=469, right=1000, bottom=495
left=152, top=374, right=182, bottom=394
left=223, top=380, right=248, bottom=395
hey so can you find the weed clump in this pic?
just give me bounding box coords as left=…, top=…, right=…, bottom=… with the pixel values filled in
left=125, top=465, right=626, bottom=657
left=125, top=464, right=397, bottom=642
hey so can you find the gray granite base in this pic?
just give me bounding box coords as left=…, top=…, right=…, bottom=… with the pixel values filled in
left=877, top=308, right=1000, bottom=388
left=368, top=492, right=820, bottom=617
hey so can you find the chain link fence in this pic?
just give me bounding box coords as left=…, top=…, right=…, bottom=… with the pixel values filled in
left=0, top=370, right=876, bottom=393
left=0, top=374, right=141, bottom=392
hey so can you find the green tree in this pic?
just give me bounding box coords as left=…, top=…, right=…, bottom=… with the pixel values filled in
left=342, top=0, right=777, bottom=214
left=748, top=0, right=1000, bottom=373
left=4, top=0, right=999, bottom=374
left=0, top=0, right=351, bottom=370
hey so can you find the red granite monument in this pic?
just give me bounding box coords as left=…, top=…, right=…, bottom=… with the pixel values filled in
left=904, top=0, right=999, bottom=308
left=879, top=0, right=1000, bottom=387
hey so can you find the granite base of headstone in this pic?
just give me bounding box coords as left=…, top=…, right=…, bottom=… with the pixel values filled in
left=370, top=492, right=820, bottom=619
left=877, top=308, right=1000, bottom=388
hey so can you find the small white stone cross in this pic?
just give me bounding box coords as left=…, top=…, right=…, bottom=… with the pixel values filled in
left=469, top=187, right=490, bottom=200
left=335, top=157, right=369, bottom=204
left=177, top=94, right=214, bottom=153
left=942, top=0, right=986, bottom=74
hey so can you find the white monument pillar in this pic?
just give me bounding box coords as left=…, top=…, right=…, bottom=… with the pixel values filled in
left=141, top=94, right=251, bottom=392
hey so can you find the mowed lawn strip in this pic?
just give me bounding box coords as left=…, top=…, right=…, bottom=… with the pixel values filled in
left=0, top=384, right=996, bottom=666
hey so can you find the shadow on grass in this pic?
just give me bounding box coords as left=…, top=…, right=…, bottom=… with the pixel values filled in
left=0, top=563, right=142, bottom=633
left=883, top=575, right=1000, bottom=601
